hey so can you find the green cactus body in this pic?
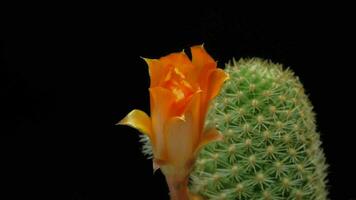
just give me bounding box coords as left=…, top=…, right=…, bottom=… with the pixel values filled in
left=190, top=58, right=328, bottom=200
left=140, top=58, right=328, bottom=200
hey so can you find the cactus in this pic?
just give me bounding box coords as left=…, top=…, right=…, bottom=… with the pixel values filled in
left=141, top=58, right=328, bottom=200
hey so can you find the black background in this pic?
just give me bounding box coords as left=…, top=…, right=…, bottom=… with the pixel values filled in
left=2, top=5, right=354, bottom=200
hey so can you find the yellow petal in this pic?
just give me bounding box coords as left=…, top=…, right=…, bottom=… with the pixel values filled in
left=165, top=116, right=194, bottom=167
left=117, top=109, right=152, bottom=138
left=207, top=69, right=229, bottom=100
left=194, top=127, right=223, bottom=156
left=150, top=87, right=177, bottom=159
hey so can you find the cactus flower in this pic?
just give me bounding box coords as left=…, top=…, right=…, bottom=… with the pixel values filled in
left=118, top=45, right=228, bottom=200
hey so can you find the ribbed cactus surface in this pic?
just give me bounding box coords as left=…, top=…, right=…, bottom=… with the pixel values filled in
left=190, top=58, right=328, bottom=200
left=140, top=58, right=328, bottom=200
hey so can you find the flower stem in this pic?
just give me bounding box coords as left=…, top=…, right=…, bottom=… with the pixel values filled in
left=166, top=175, right=190, bottom=200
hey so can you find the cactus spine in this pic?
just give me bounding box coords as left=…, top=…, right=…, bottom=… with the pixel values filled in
left=141, top=58, right=328, bottom=200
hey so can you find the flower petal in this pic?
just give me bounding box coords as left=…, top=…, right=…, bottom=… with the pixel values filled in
left=182, top=91, right=203, bottom=147
left=194, top=127, right=223, bottom=156
left=207, top=68, right=229, bottom=100
left=190, top=45, right=216, bottom=71
left=197, top=69, right=229, bottom=124
left=143, top=58, right=170, bottom=87
left=117, top=109, right=152, bottom=138
left=159, top=51, right=195, bottom=76
left=165, top=116, right=194, bottom=167
left=188, top=45, right=217, bottom=90
left=150, top=87, right=177, bottom=160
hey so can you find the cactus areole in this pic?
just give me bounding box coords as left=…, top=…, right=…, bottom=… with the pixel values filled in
left=140, top=58, right=328, bottom=200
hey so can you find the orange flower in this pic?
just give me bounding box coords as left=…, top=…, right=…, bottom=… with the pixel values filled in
left=118, top=45, right=228, bottom=199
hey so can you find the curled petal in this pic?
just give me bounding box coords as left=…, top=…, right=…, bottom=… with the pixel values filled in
left=207, top=68, right=229, bottom=100
left=188, top=45, right=217, bottom=89
left=191, top=45, right=216, bottom=71
left=117, top=109, right=152, bottom=139
left=143, top=58, right=170, bottom=87
left=198, top=69, right=229, bottom=123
